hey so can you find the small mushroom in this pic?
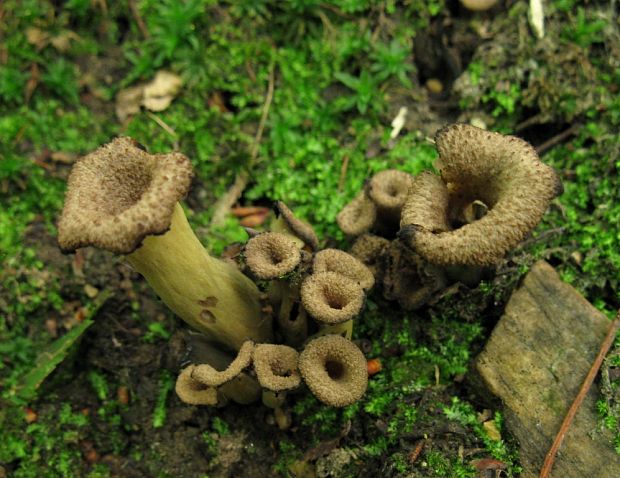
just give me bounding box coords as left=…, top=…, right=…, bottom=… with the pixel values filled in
left=336, top=191, right=377, bottom=237
left=349, top=234, right=390, bottom=279
left=312, top=249, right=375, bottom=291
left=400, top=124, right=562, bottom=267
left=298, top=335, right=368, bottom=407
left=244, top=232, right=302, bottom=280
left=273, top=201, right=319, bottom=251
left=300, top=272, right=365, bottom=325
left=57, top=138, right=272, bottom=350
left=366, top=169, right=414, bottom=235
left=175, top=366, right=218, bottom=406
left=192, top=340, right=254, bottom=387
left=253, top=344, right=301, bottom=392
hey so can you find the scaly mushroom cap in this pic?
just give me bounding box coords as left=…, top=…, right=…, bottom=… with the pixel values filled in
left=349, top=234, right=390, bottom=278
left=175, top=366, right=218, bottom=406
left=336, top=191, right=377, bottom=237
left=298, top=335, right=368, bottom=407
left=313, top=249, right=375, bottom=291
left=192, top=340, right=254, bottom=387
left=244, top=232, right=302, bottom=280
left=58, top=137, right=193, bottom=254
left=301, top=272, right=365, bottom=325
left=274, top=201, right=319, bottom=251
left=400, top=124, right=562, bottom=266
left=382, top=240, right=446, bottom=310
left=253, top=344, right=301, bottom=392
left=367, top=169, right=414, bottom=215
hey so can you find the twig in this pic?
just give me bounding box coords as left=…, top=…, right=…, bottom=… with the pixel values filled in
left=146, top=111, right=179, bottom=150
left=129, top=0, right=150, bottom=39
left=535, top=123, right=581, bottom=155
left=539, top=308, right=620, bottom=478
left=338, top=155, right=349, bottom=192
left=210, top=58, right=276, bottom=227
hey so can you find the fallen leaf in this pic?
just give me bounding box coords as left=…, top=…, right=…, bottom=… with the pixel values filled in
left=239, top=211, right=269, bottom=227
left=482, top=419, right=502, bottom=441
left=142, top=70, right=183, bottom=112
left=471, top=458, right=507, bottom=471
left=115, top=84, right=144, bottom=122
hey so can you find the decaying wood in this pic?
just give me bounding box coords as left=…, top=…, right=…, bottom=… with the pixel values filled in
left=476, top=260, right=620, bottom=478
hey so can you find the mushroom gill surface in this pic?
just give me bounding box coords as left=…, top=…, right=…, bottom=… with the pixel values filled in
left=400, top=123, right=562, bottom=266
left=299, top=335, right=368, bottom=407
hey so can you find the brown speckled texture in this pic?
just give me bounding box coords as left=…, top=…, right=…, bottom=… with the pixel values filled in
left=274, top=201, right=319, bottom=250
left=252, top=344, right=301, bottom=392
left=300, top=272, right=364, bottom=325
left=349, top=234, right=390, bottom=279
left=336, top=191, right=377, bottom=237
left=244, top=232, right=301, bottom=280
left=400, top=124, right=562, bottom=266
left=58, top=137, right=193, bottom=254
left=192, top=341, right=254, bottom=387
left=175, top=366, right=218, bottom=406
left=366, top=169, right=414, bottom=217
left=298, top=335, right=367, bottom=407
left=312, top=248, right=375, bottom=291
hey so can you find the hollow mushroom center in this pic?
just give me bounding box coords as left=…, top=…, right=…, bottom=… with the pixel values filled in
left=99, top=161, right=153, bottom=215
left=270, top=358, right=293, bottom=377
left=325, top=359, right=345, bottom=380
left=265, top=245, right=286, bottom=265
left=321, top=286, right=347, bottom=310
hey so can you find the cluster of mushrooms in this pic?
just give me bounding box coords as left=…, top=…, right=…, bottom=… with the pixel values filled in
left=56, top=123, right=562, bottom=418
left=56, top=137, right=373, bottom=417
left=338, top=123, right=562, bottom=310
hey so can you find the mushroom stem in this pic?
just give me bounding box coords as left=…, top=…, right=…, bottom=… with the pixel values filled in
left=314, top=320, right=353, bottom=340
left=126, top=203, right=272, bottom=350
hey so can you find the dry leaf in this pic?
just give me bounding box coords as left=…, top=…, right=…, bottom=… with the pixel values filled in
left=142, top=70, right=183, bottom=112
left=115, top=84, right=144, bottom=122
left=482, top=420, right=502, bottom=441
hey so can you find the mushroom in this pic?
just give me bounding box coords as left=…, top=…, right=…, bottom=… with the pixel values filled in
left=300, top=272, right=365, bottom=339
left=298, top=335, right=368, bottom=407
left=57, top=138, right=272, bottom=350
left=253, top=344, right=301, bottom=392
left=460, top=0, right=498, bottom=12
left=349, top=234, right=390, bottom=279
left=399, top=123, right=562, bottom=267
left=366, top=169, right=414, bottom=236
left=336, top=191, right=377, bottom=237
left=312, top=248, right=375, bottom=291
left=175, top=366, right=218, bottom=406
left=243, top=232, right=302, bottom=280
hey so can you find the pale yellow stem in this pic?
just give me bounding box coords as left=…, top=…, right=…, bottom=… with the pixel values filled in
left=126, top=203, right=272, bottom=350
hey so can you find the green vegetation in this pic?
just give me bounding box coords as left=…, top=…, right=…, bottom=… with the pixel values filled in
left=1, top=0, right=619, bottom=476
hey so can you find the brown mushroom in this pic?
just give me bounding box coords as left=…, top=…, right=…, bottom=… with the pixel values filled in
left=366, top=169, right=414, bottom=235
left=336, top=191, right=377, bottom=237
left=175, top=366, right=218, bottom=406
left=253, top=344, right=301, bottom=392
left=349, top=234, right=390, bottom=279
left=312, top=248, right=375, bottom=291
left=298, top=335, right=368, bottom=407
left=192, top=340, right=254, bottom=387
left=400, top=124, right=562, bottom=266
left=300, top=272, right=365, bottom=325
left=57, top=138, right=272, bottom=350
left=244, top=232, right=302, bottom=280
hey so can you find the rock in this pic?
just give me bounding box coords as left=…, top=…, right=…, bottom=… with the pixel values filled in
left=476, top=260, right=620, bottom=478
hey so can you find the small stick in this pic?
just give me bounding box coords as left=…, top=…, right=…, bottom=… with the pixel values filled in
left=535, top=123, right=581, bottom=155
left=539, top=308, right=620, bottom=478
left=129, top=0, right=150, bottom=39
left=337, top=155, right=349, bottom=192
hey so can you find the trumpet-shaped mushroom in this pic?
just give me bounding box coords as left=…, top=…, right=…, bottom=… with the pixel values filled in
left=312, top=248, right=375, bottom=291
left=273, top=201, right=319, bottom=251
left=192, top=340, right=254, bottom=386
left=298, top=335, right=368, bottom=407
left=349, top=234, right=390, bottom=279
left=253, top=344, right=301, bottom=392
left=300, top=272, right=365, bottom=325
left=244, top=232, right=302, bottom=280
left=57, top=138, right=272, bottom=350
left=336, top=192, right=377, bottom=237
left=400, top=124, right=562, bottom=266
left=367, top=169, right=414, bottom=234
left=175, top=366, right=218, bottom=406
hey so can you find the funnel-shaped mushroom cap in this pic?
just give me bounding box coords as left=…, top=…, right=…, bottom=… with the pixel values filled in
left=336, top=192, right=377, bottom=237
left=175, top=366, right=218, bottom=406
left=58, top=137, right=193, bottom=254
left=299, top=335, right=368, bottom=407
left=253, top=344, right=301, bottom=392
left=301, top=272, right=365, bottom=325
left=400, top=124, right=563, bottom=266
left=244, top=232, right=302, bottom=280
left=349, top=234, right=390, bottom=278
left=367, top=169, right=413, bottom=215
left=192, top=340, right=254, bottom=387
left=313, top=249, right=375, bottom=290
left=274, top=201, right=319, bottom=251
